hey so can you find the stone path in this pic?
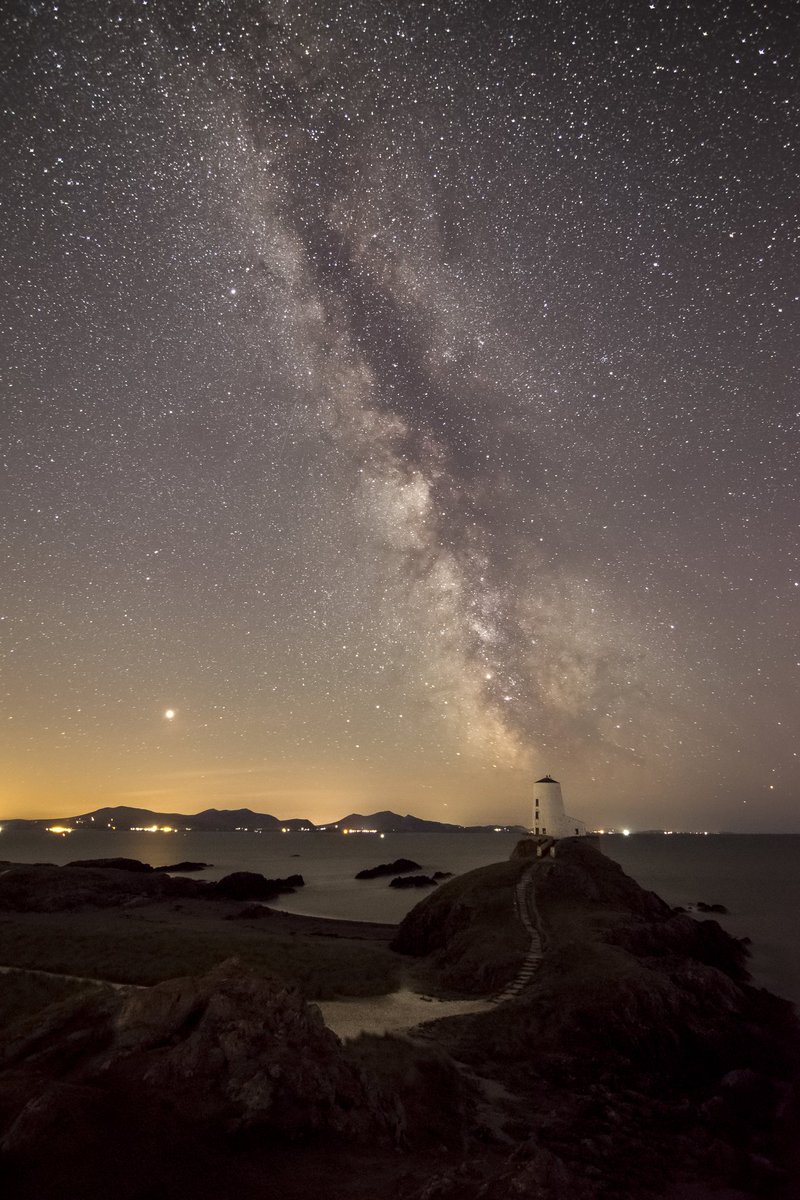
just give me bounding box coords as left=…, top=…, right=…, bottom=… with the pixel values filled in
left=0, top=963, right=139, bottom=990
left=490, top=844, right=552, bottom=1004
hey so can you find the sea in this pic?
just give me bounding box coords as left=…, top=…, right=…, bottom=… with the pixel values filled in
left=1, top=827, right=798, bottom=1009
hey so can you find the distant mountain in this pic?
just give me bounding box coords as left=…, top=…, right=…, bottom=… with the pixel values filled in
left=191, top=808, right=281, bottom=831
left=3, top=805, right=523, bottom=835
left=333, top=810, right=472, bottom=833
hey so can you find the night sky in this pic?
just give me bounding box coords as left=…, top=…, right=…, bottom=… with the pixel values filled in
left=2, top=0, right=797, bottom=830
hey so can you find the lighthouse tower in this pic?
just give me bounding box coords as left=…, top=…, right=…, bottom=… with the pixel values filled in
left=532, top=775, right=586, bottom=838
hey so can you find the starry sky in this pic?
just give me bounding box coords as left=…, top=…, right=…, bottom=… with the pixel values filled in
left=2, top=0, right=798, bottom=830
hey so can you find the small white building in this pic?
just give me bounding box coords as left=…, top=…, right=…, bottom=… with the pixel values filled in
left=532, top=774, right=586, bottom=838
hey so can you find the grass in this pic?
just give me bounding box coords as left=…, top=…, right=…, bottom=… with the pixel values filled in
left=0, top=913, right=401, bottom=1001
left=0, top=969, right=101, bottom=1031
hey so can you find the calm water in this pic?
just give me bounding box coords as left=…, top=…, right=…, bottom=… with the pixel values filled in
left=1, top=828, right=798, bottom=1006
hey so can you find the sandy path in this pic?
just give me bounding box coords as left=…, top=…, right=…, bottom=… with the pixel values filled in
left=317, top=987, right=494, bottom=1040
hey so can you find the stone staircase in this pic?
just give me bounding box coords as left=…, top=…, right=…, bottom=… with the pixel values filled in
left=491, top=839, right=556, bottom=1004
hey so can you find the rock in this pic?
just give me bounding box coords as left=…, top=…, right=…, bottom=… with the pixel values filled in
left=0, top=863, right=204, bottom=912
left=226, top=904, right=272, bottom=920
left=432, top=871, right=453, bottom=880
left=355, top=858, right=421, bottom=880
left=211, top=872, right=303, bottom=901
left=604, top=911, right=750, bottom=980
left=389, top=874, right=437, bottom=889
left=1, top=1081, right=110, bottom=1158
left=65, top=857, right=153, bottom=872
left=152, top=861, right=211, bottom=873
left=696, top=900, right=729, bottom=914
left=1, top=960, right=403, bottom=1150
left=531, top=838, right=671, bottom=919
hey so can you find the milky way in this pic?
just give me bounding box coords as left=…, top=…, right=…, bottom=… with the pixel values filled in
left=2, top=0, right=797, bottom=828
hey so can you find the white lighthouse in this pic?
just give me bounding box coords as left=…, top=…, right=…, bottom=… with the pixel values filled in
left=532, top=775, right=586, bottom=838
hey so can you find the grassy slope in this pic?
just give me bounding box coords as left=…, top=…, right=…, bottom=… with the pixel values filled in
left=0, top=908, right=400, bottom=1004
left=393, top=858, right=529, bottom=995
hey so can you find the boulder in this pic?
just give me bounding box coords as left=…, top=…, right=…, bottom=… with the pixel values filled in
left=211, top=872, right=303, bottom=901
left=1, top=960, right=404, bottom=1150
left=226, top=904, right=272, bottom=920
left=355, top=858, right=421, bottom=880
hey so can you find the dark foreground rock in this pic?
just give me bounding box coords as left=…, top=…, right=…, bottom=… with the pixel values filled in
left=0, top=960, right=404, bottom=1198
left=355, top=858, right=421, bottom=879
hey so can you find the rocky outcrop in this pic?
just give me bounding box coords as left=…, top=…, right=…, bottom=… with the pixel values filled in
left=355, top=858, right=421, bottom=879
left=211, top=872, right=304, bottom=901
left=66, top=856, right=154, bottom=872
left=530, top=836, right=671, bottom=918
left=391, top=860, right=530, bottom=994
left=0, top=862, right=205, bottom=911
left=0, top=863, right=304, bottom=911
left=0, top=961, right=404, bottom=1196
left=154, top=861, right=211, bottom=873
left=399, top=838, right=800, bottom=1198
